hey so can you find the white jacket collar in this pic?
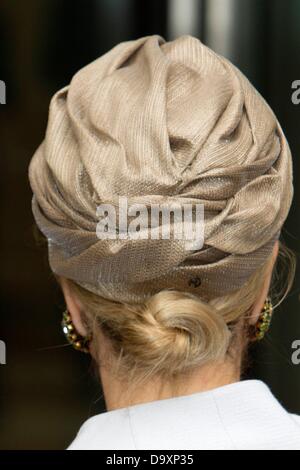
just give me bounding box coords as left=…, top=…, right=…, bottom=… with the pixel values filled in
left=68, top=379, right=300, bottom=450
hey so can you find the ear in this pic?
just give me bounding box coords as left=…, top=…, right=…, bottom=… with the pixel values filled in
left=59, top=277, right=88, bottom=337
left=249, top=240, right=279, bottom=325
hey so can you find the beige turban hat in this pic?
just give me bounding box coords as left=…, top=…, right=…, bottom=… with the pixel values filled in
left=29, top=34, right=293, bottom=303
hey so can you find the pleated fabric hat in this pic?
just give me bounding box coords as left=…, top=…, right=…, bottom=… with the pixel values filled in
left=29, top=34, right=293, bottom=303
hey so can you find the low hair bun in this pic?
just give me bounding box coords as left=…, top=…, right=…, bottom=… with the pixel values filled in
left=106, top=290, right=231, bottom=378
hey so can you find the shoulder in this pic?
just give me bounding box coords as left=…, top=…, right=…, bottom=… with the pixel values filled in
left=67, top=408, right=137, bottom=450
left=290, top=413, right=300, bottom=427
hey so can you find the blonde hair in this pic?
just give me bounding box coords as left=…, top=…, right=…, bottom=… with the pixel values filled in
left=64, top=238, right=296, bottom=397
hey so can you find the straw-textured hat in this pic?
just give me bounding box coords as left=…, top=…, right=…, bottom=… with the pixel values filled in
left=29, top=34, right=293, bottom=303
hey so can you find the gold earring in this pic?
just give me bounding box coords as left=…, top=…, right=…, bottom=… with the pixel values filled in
left=61, top=310, right=91, bottom=353
left=253, top=296, right=273, bottom=341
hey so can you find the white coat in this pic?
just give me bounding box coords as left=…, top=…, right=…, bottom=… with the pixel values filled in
left=68, top=380, right=300, bottom=450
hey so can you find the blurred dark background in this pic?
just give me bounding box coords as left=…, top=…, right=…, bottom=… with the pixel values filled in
left=0, top=0, right=299, bottom=449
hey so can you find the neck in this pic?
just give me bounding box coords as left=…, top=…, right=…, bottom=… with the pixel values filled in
left=99, top=359, right=241, bottom=411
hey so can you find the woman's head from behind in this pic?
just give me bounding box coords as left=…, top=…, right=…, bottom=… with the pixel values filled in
left=29, top=35, right=295, bottom=408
